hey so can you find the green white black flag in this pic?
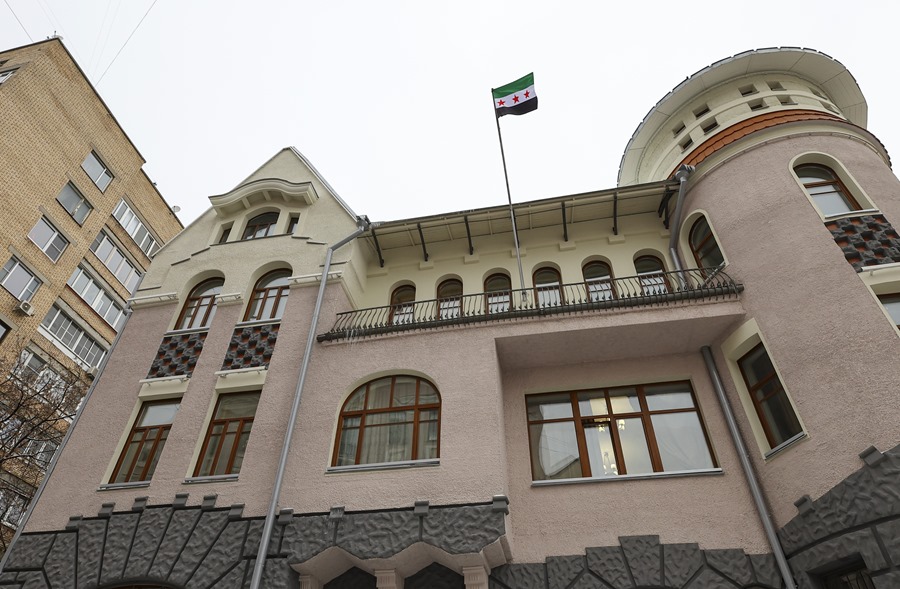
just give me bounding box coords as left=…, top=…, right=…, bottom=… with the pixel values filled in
left=492, top=73, right=537, bottom=117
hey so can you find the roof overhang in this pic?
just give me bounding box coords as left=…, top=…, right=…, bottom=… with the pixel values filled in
left=208, top=177, right=319, bottom=217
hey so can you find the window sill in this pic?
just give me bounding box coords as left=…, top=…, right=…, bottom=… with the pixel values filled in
left=183, top=474, right=239, bottom=485
left=98, top=481, right=151, bottom=491
left=326, top=459, right=440, bottom=474
left=163, top=326, right=211, bottom=337
left=822, top=208, right=879, bottom=222
left=764, top=431, right=808, bottom=460
left=234, top=318, right=282, bottom=329
left=531, top=467, right=723, bottom=487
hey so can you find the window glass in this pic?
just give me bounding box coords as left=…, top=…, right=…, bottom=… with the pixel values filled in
left=40, top=305, right=106, bottom=367
left=113, top=200, right=159, bottom=255
left=176, top=279, right=223, bottom=330
left=389, top=285, right=416, bottom=325
left=110, top=400, right=179, bottom=483
left=484, top=274, right=511, bottom=313
left=81, top=151, right=113, bottom=191
left=244, top=270, right=290, bottom=321
left=583, top=261, right=614, bottom=301
left=534, top=267, right=563, bottom=307
left=333, top=376, right=441, bottom=467
left=689, top=217, right=725, bottom=271
left=635, top=256, right=668, bottom=295
left=795, top=164, right=860, bottom=216
left=0, top=258, right=41, bottom=301
left=68, top=267, right=126, bottom=330
left=437, top=279, right=462, bottom=319
left=878, top=294, right=900, bottom=327
left=90, top=232, right=142, bottom=293
left=738, top=343, right=803, bottom=449
left=527, top=382, right=715, bottom=481
left=242, top=212, right=279, bottom=240
left=56, top=183, right=92, bottom=224
left=28, top=217, right=68, bottom=262
left=195, top=392, right=260, bottom=477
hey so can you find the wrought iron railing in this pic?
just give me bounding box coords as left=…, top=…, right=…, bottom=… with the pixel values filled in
left=317, top=268, right=742, bottom=342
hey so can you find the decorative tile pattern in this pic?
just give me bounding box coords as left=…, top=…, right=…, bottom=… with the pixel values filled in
left=147, top=331, right=207, bottom=379
left=221, top=323, right=279, bottom=371
left=826, top=214, right=900, bottom=270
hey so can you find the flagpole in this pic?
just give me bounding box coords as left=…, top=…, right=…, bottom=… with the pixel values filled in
left=493, top=108, right=528, bottom=300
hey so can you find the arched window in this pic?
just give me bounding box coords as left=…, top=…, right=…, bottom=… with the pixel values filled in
left=688, top=217, right=725, bottom=272
left=244, top=270, right=290, bottom=321
left=533, top=267, right=563, bottom=307
left=635, top=255, right=668, bottom=295
left=437, top=279, right=462, bottom=320
left=333, top=375, right=440, bottom=466
left=389, top=285, right=416, bottom=325
left=795, top=164, right=861, bottom=216
left=484, top=273, right=511, bottom=313
left=583, top=261, right=615, bottom=302
left=175, top=278, right=224, bottom=330
left=242, top=212, right=279, bottom=240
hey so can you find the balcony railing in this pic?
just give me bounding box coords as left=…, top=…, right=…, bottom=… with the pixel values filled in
left=317, top=268, right=743, bottom=342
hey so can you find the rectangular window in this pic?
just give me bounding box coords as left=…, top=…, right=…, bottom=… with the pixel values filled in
left=28, top=217, right=68, bottom=262
left=194, top=392, right=260, bottom=477
left=737, top=343, right=803, bottom=450
left=21, top=438, right=58, bottom=467
left=0, top=488, right=29, bottom=529
left=0, top=69, right=17, bottom=85
left=90, top=232, right=142, bottom=292
left=110, top=400, right=180, bottom=483
left=0, top=320, right=8, bottom=343
left=67, top=266, right=126, bottom=330
left=527, top=381, right=715, bottom=481
left=81, top=151, right=113, bottom=191
left=40, top=305, right=106, bottom=368
left=16, top=350, right=64, bottom=402
left=878, top=294, right=900, bottom=327
left=112, top=200, right=159, bottom=256
left=218, top=225, right=231, bottom=244
left=287, top=215, right=300, bottom=234
left=0, top=258, right=41, bottom=301
left=56, top=183, right=92, bottom=225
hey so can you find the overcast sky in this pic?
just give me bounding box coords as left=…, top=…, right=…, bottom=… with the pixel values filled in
left=2, top=1, right=899, bottom=227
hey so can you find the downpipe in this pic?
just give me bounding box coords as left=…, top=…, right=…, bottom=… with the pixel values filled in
left=667, top=164, right=694, bottom=283
left=700, top=346, right=797, bottom=589
left=249, top=217, right=372, bottom=589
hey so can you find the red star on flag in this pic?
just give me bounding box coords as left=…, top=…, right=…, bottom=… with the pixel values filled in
left=524, top=90, right=530, bottom=98
left=497, top=100, right=505, bottom=107
left=513, top=95, right=520, bottom=103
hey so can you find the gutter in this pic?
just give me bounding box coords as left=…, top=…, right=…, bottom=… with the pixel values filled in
left=249, top=216, right=373, bottom=589
left=700, top=346, right=797, bottom=589
left=0, top=274, right=145, bottom=573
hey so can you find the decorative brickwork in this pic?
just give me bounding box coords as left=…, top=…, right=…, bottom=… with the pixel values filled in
left=826, top=214, right=900, bottom=271
left=147, top=331, right=208, bottom=379
left=221, top=323, right=279, bottom=371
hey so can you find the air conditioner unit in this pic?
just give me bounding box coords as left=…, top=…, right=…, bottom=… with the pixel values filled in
left=86, top=366, right=99, bottom=378
left=15, top=300, right=34, bottom=316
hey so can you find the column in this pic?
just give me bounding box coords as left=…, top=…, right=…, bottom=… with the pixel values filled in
left=463, top=565, right=489, bottom=589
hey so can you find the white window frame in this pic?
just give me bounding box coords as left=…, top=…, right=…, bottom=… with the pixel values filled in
left=81, top=151, right=113, bottom=192
left=39, top=305, right=107, bottom=369
left=28, top=217, right=69, bottom=262
left=56, top=182, right=92, bottom=225
left=0, top=257, right=41, bottom=301
left=67, top=266, right=127, bottom=330
left=113, top=200, right=159, bottom=256
left=0, top=69, right=17, bottom=85
left=90, top=231, right=142, bottom=293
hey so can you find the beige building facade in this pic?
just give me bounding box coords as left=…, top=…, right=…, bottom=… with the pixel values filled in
left=4, top=48, right=900, bottom=589
left=0, top=38, right=182, bottom=541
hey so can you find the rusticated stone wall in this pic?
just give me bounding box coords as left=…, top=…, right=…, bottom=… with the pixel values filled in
left=147, top=331, right=208, bottom=379
left=221, top=323, right=279, bottom=371
left=825, top=214, right=900, bottom=271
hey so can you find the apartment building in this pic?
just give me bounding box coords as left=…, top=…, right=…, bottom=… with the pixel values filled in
left=0, top=39, right=182, bottom=544
left=3, top=47, right=899, bottom=589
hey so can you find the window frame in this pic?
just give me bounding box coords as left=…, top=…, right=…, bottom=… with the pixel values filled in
left=484, top=273, right=512, bottom=314
left=176, top=278, right=224, bottom=330
left=28, top=217, right=69, bottom=262
left=795, top=164, right=862, bottom=217
left=67, top=266, right=127, bottom=330
left=737, top=342, right=804, bottom=451
left=634, top=255, right=669, bottom=295
left=243, top=270, right=291, bottom=322
left=0, top=68, right=17, bottom=85
left=533, top=266, right=564, bottom=307
left=526, top=381, right=716, bottom=481
left=56, top=182, right=92, bottom=225
left=112, top=200, right=159, bottom=256
left=877, top=293, right=900, bottom=328
left=241, top=212, right=279, bottom=240
left=109, top=400, right=180, bottom=484
left=90, top=231, right=142, bottom=293
left=193, top=392, right=260, bottom=477
left=0, top=257, right=41, bottom=302
left=81, top=151, right=113, bottom=192
left=582, top=261, right=615, bottom=302
left=331, top=375, right=441, bottom=468
left=40, top=305, right=107, bottom=368
left=688, top=216, right=725, bottom=273
left=389, top=285, right=416, bottom=325
left=436, top=279, right=463, bottom=320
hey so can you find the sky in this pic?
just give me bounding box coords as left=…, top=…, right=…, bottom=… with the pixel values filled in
left=2, top=1, right=899, bottom=227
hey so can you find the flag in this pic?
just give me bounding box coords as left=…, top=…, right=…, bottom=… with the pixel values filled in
left=492, top=73, right=538, bottom=117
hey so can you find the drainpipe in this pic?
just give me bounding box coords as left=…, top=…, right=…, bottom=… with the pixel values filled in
left=0, top=273, right=145, bottom=574
left=667, top=164, right=695, bottom=273
left=700, top=346, right=797, bottom=589
left=249, top=216, right=372, bottom=589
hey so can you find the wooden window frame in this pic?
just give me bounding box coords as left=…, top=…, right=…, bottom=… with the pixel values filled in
left=526, top=381, right=716, bottom=480
left=331, top=375, right=441, bottom=467
left=244, top=270, right=291, bottom=322
left=389, top=285, right=416, bottom=325
left=484, top=273, right=512, bottom=314
left=436, top=279, right=462, bottom=320
left=582, top=261, right=615, bottom=301
left=176, top=278, right=224, bottom=330
left=795, top=164, right=862, bottom=214
left=737, top=342, right=802, bottom=449
left=533, top=266, right=564, bottom=307
left=193, top=392, right=259, bottom=477
left=877, top=293, right=900, bottom=328
left=634, top=255, right=670, bottom=295
left=242, top=212, right=279, bottom=241
left=109, top=400, right=178, bottom=483
left=688, top=217, right=725, bottom=273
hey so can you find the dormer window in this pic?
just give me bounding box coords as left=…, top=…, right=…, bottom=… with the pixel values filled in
left=242, top=212, right=279, bottom=240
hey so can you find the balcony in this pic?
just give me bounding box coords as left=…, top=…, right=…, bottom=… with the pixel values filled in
left=318, top=268, right=742, bottom=342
